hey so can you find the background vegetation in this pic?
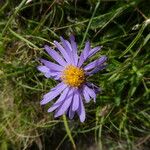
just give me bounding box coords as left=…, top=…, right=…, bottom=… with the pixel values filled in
left=0, top=0, right=150, bottom=149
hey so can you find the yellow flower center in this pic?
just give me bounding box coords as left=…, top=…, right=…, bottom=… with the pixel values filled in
left=62, top=65, right=85, bottom=87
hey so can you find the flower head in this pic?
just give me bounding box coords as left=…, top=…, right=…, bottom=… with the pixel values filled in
left=37, top=35, right=107, bottom=122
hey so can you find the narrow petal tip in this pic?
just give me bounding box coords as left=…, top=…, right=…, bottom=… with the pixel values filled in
left=54, top=113, right=60, bottom=118
left=44, top=45, right=52, bottom=54
left=80, top=118, right=85, bottom=123
left=40, top=100, right=46, bottom=105
left=37, top=66, right=41, bottom=71
left=69, top=34, right=75, bottom=41
left=80, top=113, right=86, bottom=122
left=60, top=36, right=64, bottom=41
left=53, top=40, right=57, bottom=44
left=44, top=45, right=49, bottom=49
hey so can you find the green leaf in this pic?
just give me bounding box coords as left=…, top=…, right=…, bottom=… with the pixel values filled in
left=90, top=1, right=140, bottom=30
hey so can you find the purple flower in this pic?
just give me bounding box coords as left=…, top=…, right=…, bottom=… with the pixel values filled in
left=37, top=36, right=107, bottom=122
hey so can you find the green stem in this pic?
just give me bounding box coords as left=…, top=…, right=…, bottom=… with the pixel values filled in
left=80, top=0, right=101, bottom=49
left=2, top=0, right=27, bottom=36
left=119, top=20, right=149, bottom=58
left=63, top=114, right=76, bottom=150
left=9, top=28, right=39, bottom=50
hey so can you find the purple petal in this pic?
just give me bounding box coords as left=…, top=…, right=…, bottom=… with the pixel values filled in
left=84, top=56, right=107, bottom=71
left=54, top=88, right=74, bottom=117
left=37, top=65, right=61, bottom=80
left=49, top=71, right=62, bottom=80
left=72, top=90, right=80, bottom=111
left=40, top=82, right=67, bottom=105
left=65, top=40, right=72, bottom=51
left=44, top=45, right=67, bottom=66
left=86, top=82, right=101, bottom=94
left=88, top=46, right=102, bottom=58
left=82, top=87, right=91, bottom=103
left=69, top=106, right=75, bottom=119
left=86, top=65, right=107, bottom=76
left=54, top=40, right=71, bottom=63
left=77, top=96, right=85, bottom=122
left=60, top=37, right=74, bottom=65
left=40, top=59, right=64, bottom=72
left=60, top=37, right=71, bottom=52
left=69, top=34, right=75, bottom=41
left=69, top=35, right=78, bottom=66
left=37, top=66, right=51, bottom=78
left=78, top=41, right=90, bottom=67
left=47, top=87, right=69, bottom=112
left=83, top=85, right=96, bottom=102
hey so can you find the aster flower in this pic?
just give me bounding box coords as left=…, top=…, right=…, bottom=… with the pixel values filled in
left=37, top=36, right=107, bottom=122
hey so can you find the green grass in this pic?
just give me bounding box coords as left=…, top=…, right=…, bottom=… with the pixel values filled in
left=0, top=0, right=150, bottom=149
